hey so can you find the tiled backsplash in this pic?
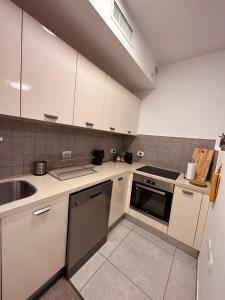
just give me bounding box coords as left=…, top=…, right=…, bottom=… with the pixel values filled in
left=0, top=117, right=123, bottom=178
left=0, top=116, right=216, bottom=179
left=123, top=135, right=215, bottom=173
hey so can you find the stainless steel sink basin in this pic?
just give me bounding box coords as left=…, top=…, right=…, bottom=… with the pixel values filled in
left=0, top=180, right=37, bottom=206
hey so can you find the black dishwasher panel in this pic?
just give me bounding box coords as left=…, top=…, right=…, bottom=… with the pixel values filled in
left=65, top=180, right=112, bottom=278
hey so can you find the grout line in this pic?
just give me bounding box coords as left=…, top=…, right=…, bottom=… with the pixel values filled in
left=78, top=255, right=107, bottom=293
left=107, top=260, right=152, bottom=300
left=163, top=248, right=176, bottom=300
left=78, top=222, right=134, bottom=293
left=105, top=225, right=133, bottom=260
left=132, top=225, right=176, bottom=256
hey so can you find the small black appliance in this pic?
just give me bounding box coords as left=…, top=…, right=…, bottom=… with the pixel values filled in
left=124, top=152, right=133, bottom=164
left=92, top=149, right=104, bottom=165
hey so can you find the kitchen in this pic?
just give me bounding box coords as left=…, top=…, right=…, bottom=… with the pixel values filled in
left=0, top=0, right=225, bottom=299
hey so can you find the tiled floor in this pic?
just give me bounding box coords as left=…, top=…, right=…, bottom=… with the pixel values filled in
left=70, top=219, right=197, bottom=300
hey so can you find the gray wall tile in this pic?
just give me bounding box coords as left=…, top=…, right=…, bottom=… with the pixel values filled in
left=0, top=117, right=124, bottom=178
left=0, top=116, right=216, bottom=178
left=123, top=134, right=215, bottom=173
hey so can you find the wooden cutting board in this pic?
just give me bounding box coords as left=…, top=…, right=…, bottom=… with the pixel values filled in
left=191, top=148, right=214, bottom=182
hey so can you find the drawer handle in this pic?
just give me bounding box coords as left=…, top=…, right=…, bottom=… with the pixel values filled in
left=118, top=177, right=123, bottom=181
left=90, top=192, right=101, bottom=199
left=182, top=190, right=194, bottom=196
left=33, top=205, right=52, bottom=216
left=44, top=114, right=58, bottom=120
left=85, top=122, right=94, bottom=127
left=127, top=130, right=132, bottom=134
left=110, top=127, right=115, bottom=131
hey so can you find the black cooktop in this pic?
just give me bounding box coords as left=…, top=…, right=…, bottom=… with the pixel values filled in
left=137, top=166, right=180, bottom=180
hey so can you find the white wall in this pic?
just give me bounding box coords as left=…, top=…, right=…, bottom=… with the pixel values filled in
left=89, top=0, right=156, bottom=85
left=138, top=50, right=225, bottom=139
left=198, top=151, right=225, bottom=300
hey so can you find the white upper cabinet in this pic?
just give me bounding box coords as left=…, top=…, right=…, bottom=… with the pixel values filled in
left=103, top=76, right=140, bottom=135
left=102, top=77, right=125, bottom=134
left=73, top=54, right=106, bottom=130
left=0, top=0, right=21, bottom=116
left=21, top=13, right=77, bottom=125
left=122, top=90, right=140, bottom=135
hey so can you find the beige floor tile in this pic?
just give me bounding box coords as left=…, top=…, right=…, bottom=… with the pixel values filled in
left=175, top=248, right=197, bottom=269
left=109, top=231, right=173, bottom=300
left=133, top=225, right=176, bottom=254
left=99, top=223, right=130, bottom=258
left=120, top=218, right=135, bottom=230
left=70, top=252, right=105, bottom=291
left=81, top=261, right=150, bottom=300
left=164, top=257, right=196, bottom=300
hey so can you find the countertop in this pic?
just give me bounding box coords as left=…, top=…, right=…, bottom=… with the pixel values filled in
left=0, top=162, right=210, bottom=218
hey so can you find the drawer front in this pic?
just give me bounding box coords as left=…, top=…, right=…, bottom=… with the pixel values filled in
left=2, top=196, right=68, bottom=300
left=168, top=186, right=203, bottom=247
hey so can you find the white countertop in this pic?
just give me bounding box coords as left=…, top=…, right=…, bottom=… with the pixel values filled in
left=0, top=161, right=210, bottom=218
left=0, top=162, right=143, bottom=218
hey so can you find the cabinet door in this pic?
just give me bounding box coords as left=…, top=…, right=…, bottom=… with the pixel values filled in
left=103, top=76, right=140, bottom=135
left=123, top=92, right=140, bottom=135
left=108, top=174, right=129, bottom=227
left=73, top=54, right=106, bottom=130
left=168, top=187, right=202, bottom=247
left=2, top=196, right=68, bottom=300
left=102, top=77, right=125, bottom=134
left=21, top=13, right=77, bottom=125
left=0, top=0, right=21, bottom=116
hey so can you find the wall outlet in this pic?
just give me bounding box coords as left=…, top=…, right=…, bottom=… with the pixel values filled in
left=110, top=149, right=116, bottom=154
left=62, top=150, right=72, bottom=159
left=137, top=151, right=144, bottom=157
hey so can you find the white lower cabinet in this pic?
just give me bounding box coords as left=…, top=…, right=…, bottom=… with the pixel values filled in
left=108, top=174, right=129, bottom=227
left=168, top=186, right=203, bottom=247
left=2, top=196, right=69, bottom=300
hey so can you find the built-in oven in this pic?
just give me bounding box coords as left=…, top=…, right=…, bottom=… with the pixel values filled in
left=130, top=174, right=175, bottom=225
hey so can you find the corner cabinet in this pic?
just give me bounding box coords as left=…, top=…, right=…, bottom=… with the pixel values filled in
left=73, top=54, right=106, bottom=130
left=2, top=196, right=69, bottom=300
left=21, top=13, right=77, bottom=125
left=0, top=0, right=21, bottom=116
left=108, top=173, right=129, bottom=227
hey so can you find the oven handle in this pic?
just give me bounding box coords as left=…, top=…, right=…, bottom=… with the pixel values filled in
left=135, top=183, right=166, bottom=196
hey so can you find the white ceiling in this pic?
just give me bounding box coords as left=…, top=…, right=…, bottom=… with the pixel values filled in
left=124, top=0, right=225, bottom=65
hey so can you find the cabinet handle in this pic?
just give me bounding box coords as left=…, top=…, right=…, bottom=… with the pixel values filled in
left=33, top=205, right=51, bottom=216
left=127, top=130, right=132, bottom=134
left=85, top=122, right=94, bottom=127
left=44, top=114, right=58, bottom=120
left=118, top=177, right=123, bottom=181
left=90, top=192, right=101, bottom=199
left=110, top=127, right=115, bottom=131
left=182, top=190, right=194, bottom=196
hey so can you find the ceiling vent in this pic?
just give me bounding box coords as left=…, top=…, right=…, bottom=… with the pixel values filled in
left=112, top=1, right=134, bottom=46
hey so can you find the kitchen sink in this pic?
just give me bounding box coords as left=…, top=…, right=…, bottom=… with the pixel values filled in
left=0, top=180, right=37, bottom=206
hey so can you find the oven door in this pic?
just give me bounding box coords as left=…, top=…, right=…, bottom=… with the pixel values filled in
left=130, top=182, right=173, bottom=224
